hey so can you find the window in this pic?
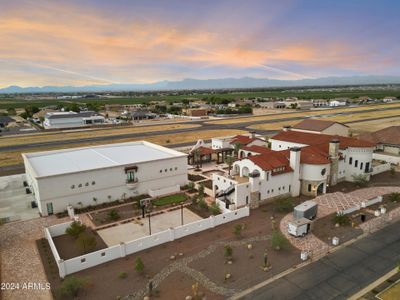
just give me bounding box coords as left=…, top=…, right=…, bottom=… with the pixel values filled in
left=127, top=171, right=136, bottom=183
left=267, top=190, right=270, bottom=194
left=360, top=162, right=363, bottom=170
left=160, top=170, right=162, bottom=173
left=289, top=185, right=291, bottom=192
left=283, top=186, right=285, bottom=190
left=101, top=252, right=105, bottom=257
left=321, top=168, right=326, bottom=176
left=71, top=185, right=75, bottom=189
left=175, top=167, right=178, bottom=170
left=355, top=160, right=358, bottom=167
left=170, top=168, right=173, bottom=171
left=349, top=157, right=353, bottom=165
left=165, top=169, right=167, bottom=172
left=81, top=258, right=86, bottom=263
left=78, top=184, right=82, bottom=188
left=308, top=184, right=312, bottom=192
left=92, top=181, right=95, bottom=185
left=271, top=189, right=274, bottom=193
left=278, top=187, right=281, bottom=191
left=85, top=182, right=89, bottom=186
left=266, top=172, right=269, bottom=181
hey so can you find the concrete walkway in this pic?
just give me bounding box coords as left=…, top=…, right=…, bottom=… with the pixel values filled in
left=240, top=220, right=400, bottom=300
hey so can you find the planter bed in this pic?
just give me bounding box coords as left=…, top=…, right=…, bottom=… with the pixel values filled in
left=188, top=174, right=207, bottom=182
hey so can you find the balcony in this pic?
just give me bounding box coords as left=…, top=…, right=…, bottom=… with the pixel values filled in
left=126, top=178, right=138, bottom=189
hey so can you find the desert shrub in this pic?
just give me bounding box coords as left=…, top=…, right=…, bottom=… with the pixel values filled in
left=273, top=197, right=294, bottom=213
left=118, top=272, right=127, bottom=279
left=57, top=276, right=88, bottom=298
left=333, top=213, right=350, bottom=226
left=76, top=232, right=97, bottom=254
left=209, top=202, right=221, bottom=215
left=233, top=224, right=243, bottom=238
left=135, top=257, right=144, bottom=273
left=352, top=174, right=369, bottom=187
left=198, top=197, right=208, bottom=210
left=224, top=245, right=233, bottom=258
left=388, top=192, right=400, bottom=203
left=271, top=230, right=289, bottom=251
left=108, top=209, right=120, bottom=221
left=65, top=221, right=86, bottom=239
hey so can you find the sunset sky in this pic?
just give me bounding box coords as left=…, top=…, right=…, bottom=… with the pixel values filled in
left=1, top=0, right=399, bottom=88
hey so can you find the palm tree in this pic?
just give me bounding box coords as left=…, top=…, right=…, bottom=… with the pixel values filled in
left=193, top=148, right=202, bottom=169
left=225, top=155, right=234, bottom=176
left=233, top=142, right=243, bottom=158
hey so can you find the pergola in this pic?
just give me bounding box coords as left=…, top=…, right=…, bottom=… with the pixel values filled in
left=188, top=146, right=234, bottom=167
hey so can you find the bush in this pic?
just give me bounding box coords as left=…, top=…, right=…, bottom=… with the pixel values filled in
left=58, top=276, right=88, bottom=298
left=198, top=197, right=208, bottom=210
left=233, top=224, right=243, bottom=238
left=108, top=209, right=120, bottom=221
left=191, top=194, right=199, bottom=205
left=209, top=202, right=221, bottom=215
left=76, top=232, right=97, bottom=254
left=65, top=221, right=87, bottom=239
left=388, top=192, right=400, bottom=203
left=333, top=214, right=350, bottom=226
left=135, top=257, right=144, bottom=273
left=271, top=230, right=289, bottom=251
left=352, top=174, right=369, bottom=187
left=224, top=245, right=233, bottom=258
left=118, top=272, right=127, bottom=279
left=390, top=167, right=396, bottom=177
left=273, top=197, right=294, bottom=213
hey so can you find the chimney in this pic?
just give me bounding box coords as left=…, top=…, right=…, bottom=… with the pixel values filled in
left=289, top=147, right=301, bottom=197
left=283, top=125, right=292, bottom=132
left=329, top=139, right=340, bottom=186
left=250, top=131, right=256, bottom=139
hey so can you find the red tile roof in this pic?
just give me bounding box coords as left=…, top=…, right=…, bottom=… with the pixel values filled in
left=358, top=126, right=400, bottom=146
left=242, top=145, right=272, bottom=155
left=292, top=119, right=348, bottom=131
left=271, top=130, right=375, bottom=149
left=190, top=146, right=215, bottom=155
left=280, top=145, right=330, bottom=165
left=247, top=151, right=291, bottom=172
left=230, top=135, right=254, bottom=145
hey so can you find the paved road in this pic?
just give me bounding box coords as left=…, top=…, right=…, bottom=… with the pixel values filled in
left=241, top=221, right=400, bottom=300
left=1, top=106, right=400, bottom=152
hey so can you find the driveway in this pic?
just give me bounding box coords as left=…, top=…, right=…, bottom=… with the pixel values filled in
left=239, top=220, right=400, bottom=300
left=0, top=174, right=39, bottom=221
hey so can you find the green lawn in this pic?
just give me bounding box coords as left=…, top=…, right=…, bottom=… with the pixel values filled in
left=153, top=194, right=187, bottom=206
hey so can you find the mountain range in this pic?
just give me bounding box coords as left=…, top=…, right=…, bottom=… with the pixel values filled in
left=1, top=75, right=400, bottom=94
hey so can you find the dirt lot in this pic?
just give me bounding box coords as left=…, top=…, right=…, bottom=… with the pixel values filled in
left=350, top=116, right=400, bottom=135
left=52, top=229, right=107, bottom=260
left=40, top=204, right=301, bottom=300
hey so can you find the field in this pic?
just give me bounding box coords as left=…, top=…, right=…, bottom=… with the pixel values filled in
left=377, top=280, right=400, bottom=300
left=247, top=108, right=400, bottom=131
left=207, top=103, right=400, bottom=125
left=1, top=88, right=400, bottom=109
left=0, top=129, right=247, bottom=167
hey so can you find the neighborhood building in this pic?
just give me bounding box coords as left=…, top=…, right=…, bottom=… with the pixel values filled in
left=43, top=111, right=105, bottom=129
left=213, top=129, right=375, bottom=209
left=22, top=141, right=188, bottom=216
left=290, top=119, right=349, bottom=136
left=358, top=126, right=400, bottom=165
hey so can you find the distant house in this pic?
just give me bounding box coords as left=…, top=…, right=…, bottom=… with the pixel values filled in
left=0, top=116, right=13, bottom=128
left=291, top=119, right=349, bottom=136
left=130, top=111, right=158, bottom=120
left=43, top=111, right=105, bottom=129
left=358, top=126, right=400, bottom=165
left=329, top=100, right=347, bottom=107
left=183, top=108, right=208, bottom=117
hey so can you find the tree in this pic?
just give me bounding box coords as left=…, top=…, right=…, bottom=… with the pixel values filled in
left=135, top=257, right=144, bottom=274
left=6, top=108, right=16, bottom=116
left=24, top=105, right=40, bottom=118
left=193, top=148, right=201, bottom=169
left=333, top=213, right=350, bottom=226
left=76, top=232, right=97, bottom=254
left=209, top=202, right=221, bottom=215
left=224, top=155, right=234, bottom=176
left=390, top=167, right=396, bottom=177
left=271, top=230, right=289, bottom=251
left=388, top=192, right=400, bottom=203
left=58, top=276, right=88, bottom=298
left=273, top=197, right=294, bottom=213
left=65, top=221, right=87, bottom=239
left=198, top=184, right=205, bottom=199
left=233, top=142, right=242, bottom=158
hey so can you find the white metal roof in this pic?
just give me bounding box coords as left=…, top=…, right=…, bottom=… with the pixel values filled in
left=23, top=141, right=186, bottom=178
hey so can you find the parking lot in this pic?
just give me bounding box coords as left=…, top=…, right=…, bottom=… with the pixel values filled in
left=97, top=208, right=202, bottom=246
left=0, top=174, right=39, bottom=222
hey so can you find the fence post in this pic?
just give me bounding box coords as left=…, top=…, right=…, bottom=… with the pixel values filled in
left=120, top=242, right=126, bottom=258
left=169, top=227, right=175, bottom=242
left=58, top=259, right=66, bottom=278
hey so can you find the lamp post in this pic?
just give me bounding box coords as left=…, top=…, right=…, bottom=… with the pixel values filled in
left=147, top=209, right=152, bottom=235
left=181, top=202, right=184, bottom=226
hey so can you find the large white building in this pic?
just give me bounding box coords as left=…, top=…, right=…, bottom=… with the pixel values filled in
left=213, top=129, right=375, bottom=209
left=23, top=141, right=188, bottom=216
left=43, top=111, right=105, bottom=129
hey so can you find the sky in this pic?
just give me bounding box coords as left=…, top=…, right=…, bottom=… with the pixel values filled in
left=0, top=0, right=400, bottom=88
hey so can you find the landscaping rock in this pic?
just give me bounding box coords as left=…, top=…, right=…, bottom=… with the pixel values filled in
left=170, top=255, right=175, bottom=260
left=178, top=252, right=184, bottom=256
left=227, top=260, right=233, bottom=265
left=225, top=273, right=231, bottom=279
left=247, top=244, right=253, bottom=250
left=185, top=296, right=193, bottom=300
left=143, top=297, right=150, bottom=300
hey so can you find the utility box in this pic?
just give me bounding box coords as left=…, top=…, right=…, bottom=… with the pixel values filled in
left=288, top=218, right=312, bottom=237
left=293, top=200, right=318, bottom=220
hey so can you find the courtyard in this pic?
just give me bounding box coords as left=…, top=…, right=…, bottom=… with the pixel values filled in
left=97, top=208, right=203, bottom=246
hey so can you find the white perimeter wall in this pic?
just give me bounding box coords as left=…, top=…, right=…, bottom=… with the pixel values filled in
left=373, top=152, right=400, bottom=166
left=46, top=207, right=250, bottom=278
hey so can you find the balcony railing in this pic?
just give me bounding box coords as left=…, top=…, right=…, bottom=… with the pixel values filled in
left=126, top=178, right=138, bottom=184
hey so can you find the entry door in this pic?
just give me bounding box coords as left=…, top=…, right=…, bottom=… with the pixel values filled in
left=46, top=202, right=54, bottom=215
left=365, top=162, right=370, bottom=173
